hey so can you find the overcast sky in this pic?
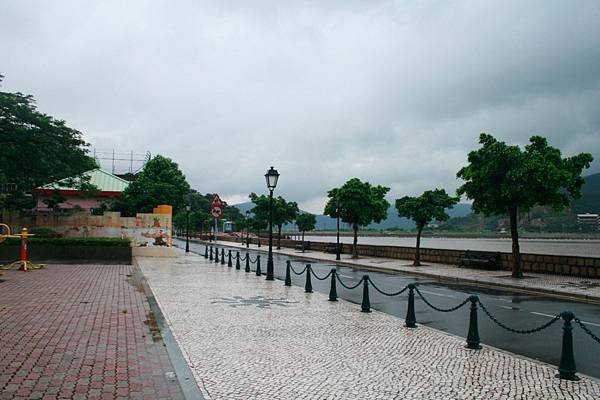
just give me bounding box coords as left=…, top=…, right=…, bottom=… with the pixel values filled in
left=2, top=1, right=599, bottom=213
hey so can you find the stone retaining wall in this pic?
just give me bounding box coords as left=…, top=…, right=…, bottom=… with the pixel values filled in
left=214, top=236, right=600, bottom=278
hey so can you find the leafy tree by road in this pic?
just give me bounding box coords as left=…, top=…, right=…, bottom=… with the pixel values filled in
left=0, top=75, right=97, bottom=209
left=249, top=193, right=299, bottom=249
left=295, top=212, right=316, bottom=252
left=395, top=189, right=458, bottom=266
left=115, top=155, right=190, bottom=215
left=457, top=133, right=593, bottom=277
left=324, top=178, right=390, bottom=259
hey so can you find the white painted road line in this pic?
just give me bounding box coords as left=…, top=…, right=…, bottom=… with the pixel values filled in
left=418, top=289, right=456, bottom=299
left=531, top=311, right=600, bottom=327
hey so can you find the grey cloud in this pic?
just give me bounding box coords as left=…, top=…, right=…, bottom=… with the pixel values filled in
left=1, top=0, right=599, bottom=213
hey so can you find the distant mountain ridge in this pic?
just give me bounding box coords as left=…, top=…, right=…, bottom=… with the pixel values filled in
left=572, top=172, right=600, bottom=213
left=232, top=201, right=472, bottom=230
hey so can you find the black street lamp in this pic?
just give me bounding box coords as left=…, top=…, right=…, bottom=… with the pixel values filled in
left=185, top=204, right=191, bottom=253
left=265, top=166, right=279, bottom=281
left=336, top=198, right=341, bottom=261
left=245, top=210, right=250, bottom=248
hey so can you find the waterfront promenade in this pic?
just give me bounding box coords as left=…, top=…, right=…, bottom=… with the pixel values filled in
left=207, top=239, right=600, bottom=303
left=138, top=249, right=600, bottom=399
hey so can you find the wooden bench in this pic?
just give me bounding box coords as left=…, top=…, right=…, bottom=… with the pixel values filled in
left=295, top=241, right=310, bottom=251
left=458, top=250, right=500, bottom=270
left=324, top=243, right=342, bottom=254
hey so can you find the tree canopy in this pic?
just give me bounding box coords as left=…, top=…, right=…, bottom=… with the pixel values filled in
left=295, top=212, right=316, bottom=233
left=395, top=189, right=458, bottom=265
left=115, top=155, right=190, bottom=215
left=457, top=133, right=593, bottom=277
left=249, top=193, right=299, bottom=248
left=0, top=75, right=97, bottom=209
left=324, top=178, right=390, bottom=258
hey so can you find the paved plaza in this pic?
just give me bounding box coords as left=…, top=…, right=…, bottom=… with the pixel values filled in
left=208, top=239, right=600, bottom=303
left=138, top=250, right=600, bottom=400
left=0, top=265, right=185, bottom=400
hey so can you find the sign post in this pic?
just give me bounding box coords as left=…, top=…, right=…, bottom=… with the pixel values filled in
left=210, top=194, right=223, bottom=242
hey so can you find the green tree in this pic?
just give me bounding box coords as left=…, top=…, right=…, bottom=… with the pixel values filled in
left=0, top=75, right=97, bottom=209
left=115, top=155, right=190, bottom=215
left=395, top=189, right=458, bottom=266
left=249, top=193, right=299, bottom=249
left=457, top=133, right=593, bottom=277
left=295, top=212, right=316, bottom=252
left=324, top=178, right=390, bottom=259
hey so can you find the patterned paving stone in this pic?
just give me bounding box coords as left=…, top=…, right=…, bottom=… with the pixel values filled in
left=138, top=251, right=600, bottom=400
left=0, top=265, right=184, bottom=399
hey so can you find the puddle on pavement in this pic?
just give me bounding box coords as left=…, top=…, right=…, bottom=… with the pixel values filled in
left=144, top=312, right=162, bottom=342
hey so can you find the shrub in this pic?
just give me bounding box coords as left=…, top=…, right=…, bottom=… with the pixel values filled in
left=27, top=227, right=62, bottom=238
left=1, top=237, right=131, bottom=247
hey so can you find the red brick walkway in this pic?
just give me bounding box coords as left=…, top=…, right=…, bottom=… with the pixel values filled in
left=0, top=265, right=185, bottom=400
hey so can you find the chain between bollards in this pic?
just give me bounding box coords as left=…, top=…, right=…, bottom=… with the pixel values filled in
left=255, top=255, right=261, bottom=276
left=466, top=295, right=481, bottom=350
left=405, top=284, right=416, bottom=328
left=285, top=261, right=292, bottom=286
left=328, top=269, right=338, bottom=301
left=235, top=252, right=240, bottom=269
left=557, top=311, right=579, bottom=381
left=361, top=275, right=371, bottom=313
left=305, top=264, right=313, bottom=293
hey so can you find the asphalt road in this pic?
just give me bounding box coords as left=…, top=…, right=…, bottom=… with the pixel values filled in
left=178, top=240, right=600, bottom=379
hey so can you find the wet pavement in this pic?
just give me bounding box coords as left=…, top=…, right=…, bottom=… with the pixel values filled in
left=181, top=240, right=600, bottom=378
left=0, top=264, right=186, bottom=400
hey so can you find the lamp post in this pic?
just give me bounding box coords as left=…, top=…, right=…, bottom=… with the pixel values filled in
left=336, top=198, right=341, bottom=261
left=245, top=210, right=250, bottom=248
left=185, top=204, right=191, bottom=253
left=265, top=166, right=279, bottom=281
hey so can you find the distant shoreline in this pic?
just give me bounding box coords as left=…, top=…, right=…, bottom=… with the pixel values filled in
left=288, top=231, right=600, bottom=240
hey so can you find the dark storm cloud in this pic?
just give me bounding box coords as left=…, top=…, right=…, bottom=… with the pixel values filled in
left=1, top=1, right=599, bottom=212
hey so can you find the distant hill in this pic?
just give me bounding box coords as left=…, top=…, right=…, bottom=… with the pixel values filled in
left=233, top=201, right=472, bottom=231
left=572, top=173, right=600, bottom=214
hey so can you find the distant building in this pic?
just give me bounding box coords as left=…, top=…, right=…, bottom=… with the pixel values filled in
left=577, top=213, right=599, bottom=226
left=33, top=169, right=129, bottom=212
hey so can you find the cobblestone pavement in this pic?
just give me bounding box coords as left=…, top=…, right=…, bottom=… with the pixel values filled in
left=138, top=251, right=600, bottom=400
left=208, top=239, right=600, bottom=302
left=0, top=265, right=185, bottom=400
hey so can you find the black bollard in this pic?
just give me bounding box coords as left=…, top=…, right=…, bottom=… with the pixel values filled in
left=328, top=269, right=338, bottom=301
left=466, top=296, right=482, bottom=350
left=255, top=255, right=261, bottom=276
left=305, top=265, right=313, bottom=293
left=361, top=276, right=371, bottom=313
left=221, top=249, right=225, bottom=265
left=209, top=246, right=213, bottom=260
left=285, top=261, right=292, bottom=286
left=214, top=248, right=219, bottom=262
left=245, top=254, right=250, bottom=272
left=557, top=311, right=580, bottom=381
left=236, top=252, right=240, bottom=269
left=204, top=246, right=208, bottom=258
left=228, top=250, right=232, bottom=267
left=405, top=284, right=417, bottom=328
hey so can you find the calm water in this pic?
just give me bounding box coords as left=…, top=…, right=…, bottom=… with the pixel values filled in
left=302, top=235, right=600, bottom=257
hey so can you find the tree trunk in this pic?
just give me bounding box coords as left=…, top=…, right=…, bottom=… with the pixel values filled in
left=414, top=225, right=423, bottom=266
left=277, top=225, right=282, bottom=249
left=301, top=230, right=305, bottom=253
left=352, top=223, right=358, bottom=259
left=509, top=206, right=523, bottom=278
